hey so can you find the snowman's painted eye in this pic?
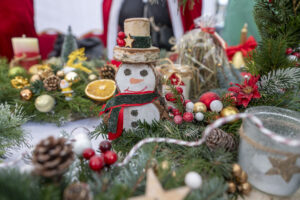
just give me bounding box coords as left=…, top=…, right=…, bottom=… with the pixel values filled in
left=140, top=69, right=148, bottom=77
left=124, top=68, right=131, bottom=76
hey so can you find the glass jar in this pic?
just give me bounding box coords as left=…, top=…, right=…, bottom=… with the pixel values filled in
left=239, top=106, right=300, bottom=196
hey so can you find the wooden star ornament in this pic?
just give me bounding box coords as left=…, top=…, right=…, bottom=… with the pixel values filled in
left=265, top=155, right=300, bottom=183
left=129, top=168, right=190, bottom=200
left=125, top=34, right=134, bottom=48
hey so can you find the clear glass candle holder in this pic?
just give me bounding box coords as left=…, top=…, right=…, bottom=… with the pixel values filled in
left=238, top=106, right=300, bottom=196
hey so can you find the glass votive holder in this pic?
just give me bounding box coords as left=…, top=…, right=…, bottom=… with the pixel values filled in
left=238, top=106, right=300, bottom=196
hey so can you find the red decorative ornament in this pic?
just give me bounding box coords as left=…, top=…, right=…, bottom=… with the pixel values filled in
left=118, top=31, right=126, bottom=39
left=165, top=92, right=176, bottom=102
left=199, top=92, right=220, bottom=108
left=286, top=48, right=293, bottom=55
left=89, top=155, right=104, bottom=171
left=174, top=115, right=183, bottom=124
left=82, top=148, right=95, bottom=160
left=172, top=108, right=181, bottom=116
left=293, top=52, right=300, bottom=58
left=175, top=87, right=183, bottom=94
left=168, top=73, right=184, bottom=86
left=228, top=75, right=261, bottom=108
left=99, top=140, right=112, bottom=153
left=104, top=151, right=118, bottom=165
left=168, top=106, right=173, bottom=112
left=117, top=39, right=125, bottom=47
left=183, top=112, right=194, bottom=122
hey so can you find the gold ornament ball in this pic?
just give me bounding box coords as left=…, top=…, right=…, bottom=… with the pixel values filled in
left=65, top=72, right=80, bottom=83
left=30, top=74, right=41, bottom=83
left=221, top=106, right=239, bottom=123
left=35, top=94, right=55, bottom=113
left=28, top=64, right=41, bottom=75
left=193, top=102, right=207, bottom=113
left=232, top=163, right=242, bottom=177
left=20, top=89, right=33, bottom=101
left=56, top=70, right=65, bottom=78
left=227, top=182, right=236, bottom=193
left=241, top=182, right=252, bottom=195
left=237, top=171, right=248, bottom=184
left=88, top=74, right=97, bottom=81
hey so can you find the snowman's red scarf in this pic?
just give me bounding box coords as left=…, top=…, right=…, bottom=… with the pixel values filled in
left=99, top=91, right=160, bottom=140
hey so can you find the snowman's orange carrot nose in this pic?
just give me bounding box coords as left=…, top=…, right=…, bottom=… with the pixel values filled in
left=130, top=78, right=144, bottom=84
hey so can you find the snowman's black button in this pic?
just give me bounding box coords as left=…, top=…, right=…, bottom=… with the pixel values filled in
left=131, top=110, right=138, bottom=116
left=140, top=69, right=148, bottom=77
left=124, top=68, right=131, bottom=76
left=131, top=121, right=138, bottom=128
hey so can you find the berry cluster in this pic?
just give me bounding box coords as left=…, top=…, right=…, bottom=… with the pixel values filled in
left=286, top=48, right=300, bottom=58
left=117, top=32, right=126, bottom=47
left=83, top=140, right=118, bottom=171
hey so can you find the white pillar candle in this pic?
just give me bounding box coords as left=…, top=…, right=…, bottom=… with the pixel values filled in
left=12, top=35, right=39, bottom=57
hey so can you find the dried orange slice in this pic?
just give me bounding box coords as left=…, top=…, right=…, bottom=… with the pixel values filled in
left=85, top=79, right=116, bottom=101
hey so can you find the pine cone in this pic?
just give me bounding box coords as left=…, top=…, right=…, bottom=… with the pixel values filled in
left=38, top=68, right=54, bottom=79
left=99, top=64, right=116, bottom=80
left=32, top=136, right=74, bottom=179
left=43, top=75, right=61, bottom=91
left=64, top=182, right=91, bottom=200
left=205, top=128, right=236, bottom=151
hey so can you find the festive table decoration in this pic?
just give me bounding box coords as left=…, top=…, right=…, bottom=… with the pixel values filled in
left=10, top=76, right=30, bottom=89
left=43, top=75, right=61, bottom=91
left=99, top=63, right=117, bottom=80
left=129, top=168, right=190, bottom=200
left=205, top=128, right=236, bottom=151
left=239, top=106, right=300, bottom=196
left=227, top=163, right=252, bottom=195
left=85, top=79, right=116, bottom=102
left=63, top=182, right=91, bottom=200
left=34, top=94, right=55, bottom=113
left=20, top=88, right=33, bottom=101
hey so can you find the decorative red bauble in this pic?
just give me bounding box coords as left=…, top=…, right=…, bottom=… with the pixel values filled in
left=165, top=92, right=175, bottom=102
left=286, top=48, right=293, bottom=55
left=104, top=151, right=118, bottom=165
left=89, top=155, right=104, bottom=171
left=82, top=148, right=95, bottom=160
left=172, top=108, right=181, bottom=116
left=184, top=99, right=191, bottom=106
left=174, top=115, right=183, bottom=124
left=175, top=87, right=183, bottom=94
left=118, top=31, right=126, bottom=39
left=293, top=52, right=300, bottom=58
left=99, top=140, right=112, bottom=153
left=168, top=106, right=173, bottom=112
left=183, top=112, right=194, bottom=122
left=199, top=92, right=220, bottom=108
left=117, top=39, right=125, bottom=47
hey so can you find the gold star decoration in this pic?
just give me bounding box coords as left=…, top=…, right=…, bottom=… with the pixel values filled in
left=125, top=34, right=134, bottom=48
left=265, top=155, right=300, bottom=183
left=129, top=168, right=190, bottom=200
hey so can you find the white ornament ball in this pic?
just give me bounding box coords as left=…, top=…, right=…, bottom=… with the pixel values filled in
left=72, top=132, right=92, bottom=156
left=288, top=55, right=297, bottom=61
left=185, top=171, right=202, bottom=189
left=186, top=102, right=194, bottom=112
left=195, top=112, right=204, bottom=121
left=210, top=100, right=223, bottom=112
left=35, top=94, right=55, bottom=113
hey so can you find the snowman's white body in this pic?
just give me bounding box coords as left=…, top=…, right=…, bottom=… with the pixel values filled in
left=115, top=63, right=160, bottom=130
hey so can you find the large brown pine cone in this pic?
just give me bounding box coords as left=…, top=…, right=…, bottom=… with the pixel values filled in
left=43, top=75, right=61, bottom=91
left=205, top=128, right=236, bottom=151
left=32, top=136, right=74, bottom=178
left=99, top=64, right=116, bottom=80
left=63, top=182, right=91, bottom=200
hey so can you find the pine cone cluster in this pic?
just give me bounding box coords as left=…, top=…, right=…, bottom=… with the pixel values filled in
left=99, top=64, right=116, bottom=80
left=32, top=136, right=74, bottom=179
left=205, top=128, right=236, bottom=151
left=38, top=68, right=54, bottom=80
left=64, top=182, right=91, bottom=200
left=43, top=75, right=61, bottom=91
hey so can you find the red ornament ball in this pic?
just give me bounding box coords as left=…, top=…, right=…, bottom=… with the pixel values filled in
left=172, top=108, right=181, bottom=116
left=104, top=151, right=118, bottom=165
left=118, top=31, right=126, bottom=39
left=293, top=52, right=300, bottom=58
left=184, top=99, right=191, bottom=106
left=82, top=148, right=95, bottom=160
left=99, top=140, right=112, bottom=153
left=165, top=92, right=175, bottom=102
left=117, top=39, right=125, bottom=47
left=286, top=48, right=293, bottom=55
left=168, top=106, right=173, bottom=112
left=89, top=155, right=104, bottom=171
left=183, top=112, right=194, bottom=122
left=199, top=92, right=220, bottom=108
left=174, top=115, right=183, bottom=124
left=175, top=87, right=183, bottom=94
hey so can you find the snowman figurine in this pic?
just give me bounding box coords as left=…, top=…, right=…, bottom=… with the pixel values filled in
left=101, top=18, right=167, bottom=140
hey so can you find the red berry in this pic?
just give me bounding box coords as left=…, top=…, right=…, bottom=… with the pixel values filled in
left=117, top=39, right=125, bottom=47
left=99, top=140, right=112, bottom=153
left=165, top=92, right=176, bottom=102
left=82, top=148, right=95, bottom=160
left=175, top=87, right=183, bottom=94
left=89, top=155, right=104, bottom=171
left=199, top=92, right=220, bottom=108
left=286, top=48, right=293, bottom=55
left=183, top=112, right=194, bottom=122
left=293, top=52, right=300, bottom=58
left=104, top=151, right=118, bottom=165
left=118, top=31, right=126, bottom=39
left=174, top=115, right=183, bottom=124
left=168, top=106, right=173, bottom=112
left=172, top=108, right=181, bottom=116
left=184, top=99, right=191, bottom=106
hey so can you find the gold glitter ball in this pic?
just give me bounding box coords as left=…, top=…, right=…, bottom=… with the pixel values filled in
left=193, top=102, right=207, bottom=113
left=65, top=72, right=80, bottom=83
left=30, top=74, right=41, bottom=83
left=227, top=182, right=236, bottom=193
left=20, top=89, right=33, bottom=101
left=237, top=171, right=248, bottom=184
left=232, top=163, right=242, bottom=177
left=56, top=70, right=65, bottom=78
left=241, top=182, right=252, bottom=195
